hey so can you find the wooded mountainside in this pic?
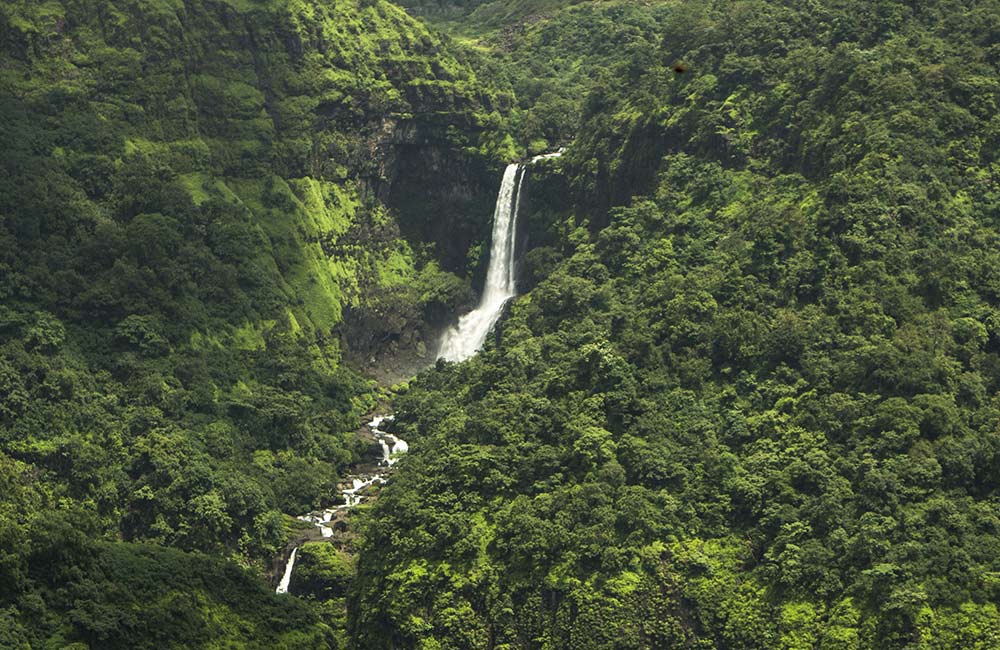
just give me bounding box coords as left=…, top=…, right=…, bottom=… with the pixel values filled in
left=352, top=1, right=1000, bottom=647
left=0, top=0, right=511, bottom=646
left=3, top=0, right=1000, bottom=648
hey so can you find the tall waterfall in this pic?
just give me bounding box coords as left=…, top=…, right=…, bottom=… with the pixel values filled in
left=275, top=547, right=298, bottom=594
left=437, top=163, right=526, bottom=362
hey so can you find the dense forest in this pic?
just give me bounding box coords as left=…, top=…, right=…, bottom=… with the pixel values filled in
left=0, top=0, right=512, bottom=646
left=3, top=0, right=1000, bottom=648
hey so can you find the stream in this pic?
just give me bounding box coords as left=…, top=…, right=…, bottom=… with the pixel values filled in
left=275, top=415, right=406, bottom=593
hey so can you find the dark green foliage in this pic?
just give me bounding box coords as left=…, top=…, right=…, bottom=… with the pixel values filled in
left=5, top=0, right=1000, bottom=647
left=0, top=0, right=509, bottom=646
left=28, top=540, right=335, bottom=650
left=294, top=542, right=356, bottom=600
left=350, top=0, right=1000, bottom=647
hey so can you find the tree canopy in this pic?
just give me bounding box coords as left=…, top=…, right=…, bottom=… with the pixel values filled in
left=349, top=0, right=1000, bottom=647
left=3, top=0, right=1000, bottom=647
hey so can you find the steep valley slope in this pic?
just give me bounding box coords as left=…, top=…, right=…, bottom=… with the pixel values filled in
left=0, top=0, right=511, bottom=647
left=4, top=0, right=1000, bottom=649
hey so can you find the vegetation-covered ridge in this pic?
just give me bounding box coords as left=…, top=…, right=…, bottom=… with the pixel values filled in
left=0, top=0, right=511, bottom=647
left=4, top=0, right=1000, bottom=648
left=351, top=0, right=1000, bottom=648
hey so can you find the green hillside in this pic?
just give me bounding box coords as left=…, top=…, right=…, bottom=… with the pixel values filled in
left=4, top=0, right=1000, bottom=648
left=350, top=0, right=1000, bottom=648
left=0, top=0, right=509, bottom=646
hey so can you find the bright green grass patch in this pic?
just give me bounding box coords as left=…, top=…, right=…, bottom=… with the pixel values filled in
left=225, top=177, right=346, bottom=333
left=288, top=177, right=358, bottom=239
left=378, top=241, right=417, bottom=288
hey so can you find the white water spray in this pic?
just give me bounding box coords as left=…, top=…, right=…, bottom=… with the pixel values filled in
left=436, top=151, right=563, bottom=362
left=437, top=163, right=526, bottom=362
left=275, top=547, right=298, bottom=594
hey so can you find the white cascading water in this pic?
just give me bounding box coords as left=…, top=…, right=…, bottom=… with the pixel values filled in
left=437, top=163, right=526, bottom=362
left=275, top=547, right=298, bottom=594
left=437, top=150, right=563, bottom=363
left=280, top=415, right=406, bottom=593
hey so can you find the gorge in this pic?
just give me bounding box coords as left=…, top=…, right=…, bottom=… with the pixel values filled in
left=3, top=0, right=1000, bottom=649
left=275, top=151, right=555, bottom=594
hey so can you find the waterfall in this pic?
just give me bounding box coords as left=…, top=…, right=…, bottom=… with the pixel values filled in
left=275, top=547, right=298, bottom=594
left=437, top=163, right=526, bottom=362
left=274, top=150, right=563, bottom=597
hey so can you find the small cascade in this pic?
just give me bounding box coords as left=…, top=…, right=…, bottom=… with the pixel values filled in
left=291, top=415, right=407, bottom=525
left=275, top=547, right=298, bottom=594
left=437, top=151, right=562, bottom=363
left=530, top=148, right=565, bottom=162
left=370, top=416, right=407, bottom=467
left=388, top=436, right=408, bottom=457
left=281, top=414, right=406, bottom=593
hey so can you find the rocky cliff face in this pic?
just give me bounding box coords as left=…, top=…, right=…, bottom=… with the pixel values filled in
left=334, top=114, right=505, bottom=377
left=374, top=118, right=500, bottom=273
